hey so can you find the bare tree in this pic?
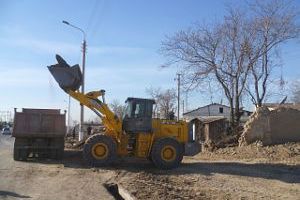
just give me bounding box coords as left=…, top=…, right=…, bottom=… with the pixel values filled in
left=245, top=0, right=300, bottom=107
left=146, top=87, right=177, bottom=119
left=110, top=99, right=126, bottom=119
left=162, top=9, right=254, bottom=127
left=161, top=0, right=299, bottom=128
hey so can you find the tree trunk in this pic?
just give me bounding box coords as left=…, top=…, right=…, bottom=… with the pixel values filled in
left=229, top=99, right=235, bottom=129
left=234, top=94, right=240, bottom=129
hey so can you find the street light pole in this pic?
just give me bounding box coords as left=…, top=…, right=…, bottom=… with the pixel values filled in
left=62, top=20, right=86, bottom=141
left=80, top=39, right=86, bottom=141
left=66, top=95, right=71, bottom=133
left=176, top=73, right=181, bottom=121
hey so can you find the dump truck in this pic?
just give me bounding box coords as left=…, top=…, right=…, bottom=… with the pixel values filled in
left=13, top=108, right=66, bottom=160
left=48, top=55, right=201, bottom=169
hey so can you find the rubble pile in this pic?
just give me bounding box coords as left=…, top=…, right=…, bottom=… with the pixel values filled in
left=115, top=171, right=228, bottom=200
left=239, top=106, right=271, bottom=146
left=64, top=136, right=85, bottom=149
left=198, top=142, right=300, bottom=164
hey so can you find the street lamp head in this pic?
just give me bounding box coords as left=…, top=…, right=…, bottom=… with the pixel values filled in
left=62, top=20, right=70, bottom=25
left=62, top=20, right=86, bottom=40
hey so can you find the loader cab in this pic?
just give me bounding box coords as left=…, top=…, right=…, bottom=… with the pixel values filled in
left=122, top=98, right=155, bottom=133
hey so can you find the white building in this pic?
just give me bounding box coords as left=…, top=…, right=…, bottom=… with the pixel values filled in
left=183, top=103, right=252, bottom=123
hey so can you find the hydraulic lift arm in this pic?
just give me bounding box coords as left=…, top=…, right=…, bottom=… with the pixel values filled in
left=47, top=54, right=122, bottom=137
left=67, top=89, right=123, bottom=137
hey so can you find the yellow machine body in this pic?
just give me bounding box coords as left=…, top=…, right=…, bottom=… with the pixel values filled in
left=118, top=119, right=189, bottom=158
left=68, top=90, right=189, bottom=158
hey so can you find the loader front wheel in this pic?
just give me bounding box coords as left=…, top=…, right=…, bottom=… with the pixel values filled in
left=151, top=138, right=183, bottom=170
left=83, top=134, right=117, bottom=167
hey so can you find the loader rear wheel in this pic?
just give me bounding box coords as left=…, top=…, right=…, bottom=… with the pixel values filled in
left=83, top=134, right=117, bottom=167
left=151, top=138, right=183, bottom=170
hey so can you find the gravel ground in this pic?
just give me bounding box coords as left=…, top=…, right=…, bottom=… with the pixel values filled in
left=0, top=135, right=114, bottom=200
left=1, top=134, right=299, bottom=200
left=111, top=142, right=300, bottom=200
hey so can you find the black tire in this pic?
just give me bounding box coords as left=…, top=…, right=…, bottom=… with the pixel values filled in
left=49, top=149, right=57, bottom=159
left=13, top=138, right=28, bottom=161
left=53, top=137, right=65, bottom=149
left=151, top=137, right=184, bottom=170
left=83, top=134, right=117, bottom=167
left=49, top=148, right=64, bottom=160
left=56, top=148, right=64, bottom=160
left=147, top=156, right=152, bottom=162
left=51, top=137, right=64, bottom=160
left=13, top=146, right=20, bottom=161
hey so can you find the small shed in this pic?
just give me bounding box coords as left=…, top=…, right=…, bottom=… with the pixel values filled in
left=202, top=117, right=227, bottom=142
left=188, top=117, right=227, bottom=143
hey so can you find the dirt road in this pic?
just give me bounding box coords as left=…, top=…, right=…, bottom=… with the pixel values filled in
left=0, top=135, right=114, bottom=200
left=0, top=134, right=299, bottom=199
left=112, top=157, right=300, bottom=199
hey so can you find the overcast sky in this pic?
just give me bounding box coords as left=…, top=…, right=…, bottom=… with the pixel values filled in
left=0, top=0, right=299, bottom=122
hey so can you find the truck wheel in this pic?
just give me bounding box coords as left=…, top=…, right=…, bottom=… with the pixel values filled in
left=51, top=138, right=64, bottom=160
left=56, top=148, right=64, bottom=160
left=13, top=147, right=20, bottom=161
left=83, top=134, right=117, bottom=167
left=14, top=138, right=28, bottom=161
left=151, top=138, right=183, bottom=170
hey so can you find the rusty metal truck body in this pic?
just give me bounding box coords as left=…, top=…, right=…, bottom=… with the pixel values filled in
left=12, top=108, right=66, bottom=160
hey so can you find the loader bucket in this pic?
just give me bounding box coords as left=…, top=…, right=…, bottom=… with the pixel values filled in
left=48, top=54, right=82, bottom=91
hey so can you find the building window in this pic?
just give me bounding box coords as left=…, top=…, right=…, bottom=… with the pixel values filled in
left=219, top=107, right=223, bottom=114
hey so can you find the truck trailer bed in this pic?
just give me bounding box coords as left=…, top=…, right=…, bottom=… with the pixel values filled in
left=13, top=108, right=66, bottom=160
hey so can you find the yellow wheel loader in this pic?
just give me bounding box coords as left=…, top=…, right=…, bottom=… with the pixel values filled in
left=48, top=55, right=201, bottom=169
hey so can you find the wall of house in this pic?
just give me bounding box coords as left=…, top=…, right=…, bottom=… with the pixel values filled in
left=185, top=104, right=231, bottom=119
left=200, top=104, right=231, bottom=117
left=269, top=108, right=300, bottom=143
left=184, top=104, right=251, bottom=123
left=239, top=107, right=300, bottom=145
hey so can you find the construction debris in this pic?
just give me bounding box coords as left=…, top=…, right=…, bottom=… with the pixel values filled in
left=199, top=142, right=300, bottom=164
left=64, top=135, right=87, bottom=149
left=239, top=106, right=300, bottom=146
left=115, top=171, right=216, bottom=200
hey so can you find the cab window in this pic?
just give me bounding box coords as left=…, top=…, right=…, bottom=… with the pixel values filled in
left=133, top=102, right=145, bottom=118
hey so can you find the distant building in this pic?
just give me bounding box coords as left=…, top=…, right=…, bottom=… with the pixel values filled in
left=183, top=103, right=252, bottom=123
left=0, top=110, right=13, bottom=122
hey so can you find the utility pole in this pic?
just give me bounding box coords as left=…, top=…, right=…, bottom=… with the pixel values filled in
left=67, top=95, right=71, bottom=133
left=80, top=39, right=86, bottom=140
left=176, top=73, right=181, bottom=121
left=62, top=20, right=86, bottom=141
left=185, top=91, right=188, bottom=112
